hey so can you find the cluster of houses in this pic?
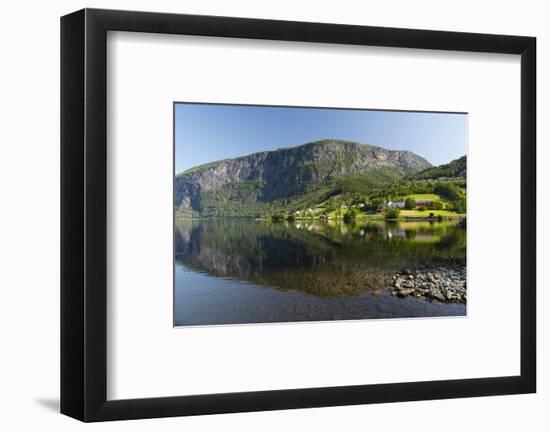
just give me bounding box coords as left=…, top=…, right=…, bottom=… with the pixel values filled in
left=339, top=203, right=364, bottom=209
left=340, top=199, right=434, bottom=211
left=387, top=198, right=433, bottom=209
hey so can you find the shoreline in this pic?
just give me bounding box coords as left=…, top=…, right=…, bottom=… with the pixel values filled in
left=176, top=215, right=467, bottom=222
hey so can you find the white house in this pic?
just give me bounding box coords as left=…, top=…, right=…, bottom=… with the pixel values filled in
left=387, top=200, right=405, bottom=208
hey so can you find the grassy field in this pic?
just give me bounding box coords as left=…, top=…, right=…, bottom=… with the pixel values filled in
left=398, top=209, right=463, bottom=218
left=406, top=193, right=441, bottom=201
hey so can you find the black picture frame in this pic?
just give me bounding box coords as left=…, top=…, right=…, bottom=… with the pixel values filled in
left=61, top=8, right=536, bottom=422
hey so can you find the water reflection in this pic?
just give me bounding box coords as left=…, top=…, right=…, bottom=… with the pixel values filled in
left=174, top=219, right=466, bottom=325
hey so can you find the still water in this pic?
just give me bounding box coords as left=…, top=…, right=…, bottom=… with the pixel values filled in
left=174, top=219, right=466, bottom=326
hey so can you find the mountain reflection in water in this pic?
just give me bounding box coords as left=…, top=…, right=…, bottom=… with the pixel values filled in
left=174, top=219, right=466, bottom=326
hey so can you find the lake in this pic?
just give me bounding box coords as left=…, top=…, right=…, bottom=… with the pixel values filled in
left=174, top=218, right=466, bottom=326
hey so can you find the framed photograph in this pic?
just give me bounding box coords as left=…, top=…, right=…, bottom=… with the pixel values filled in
left=173, top=103, right=469, bottom=326
left=61, top=8, right=536, bottom=422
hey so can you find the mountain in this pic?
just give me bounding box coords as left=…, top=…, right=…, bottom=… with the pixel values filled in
left=412, top=155, right=466, bottom=180
left=175, top=139, right=431, bottom=217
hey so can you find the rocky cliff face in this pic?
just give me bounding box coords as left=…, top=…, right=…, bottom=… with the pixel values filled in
left=175, top=139, right=431, bottom=214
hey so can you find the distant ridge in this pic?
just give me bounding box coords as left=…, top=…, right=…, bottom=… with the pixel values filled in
left=412, top=155, right=466, bottom=180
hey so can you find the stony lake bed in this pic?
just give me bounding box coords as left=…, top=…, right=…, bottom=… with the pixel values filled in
left=389, top=266, right=467, bottom=303
left=174, top=218, right=467, bottom=326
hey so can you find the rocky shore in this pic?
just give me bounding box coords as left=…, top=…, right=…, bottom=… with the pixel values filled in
left=388, top=267, right=466, bottom=303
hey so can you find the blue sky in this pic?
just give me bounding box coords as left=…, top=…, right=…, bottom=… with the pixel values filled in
left=175, top=103, right=467, bottom=174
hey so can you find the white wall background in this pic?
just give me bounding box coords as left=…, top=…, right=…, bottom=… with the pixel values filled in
left=0, top=0, right=547, bottom=429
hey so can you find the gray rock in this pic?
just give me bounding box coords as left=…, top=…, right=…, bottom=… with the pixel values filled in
left=388, top=266, right=467, bottom=304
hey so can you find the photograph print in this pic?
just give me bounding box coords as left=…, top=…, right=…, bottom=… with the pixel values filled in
left=174, top=103, right=467, bottom=327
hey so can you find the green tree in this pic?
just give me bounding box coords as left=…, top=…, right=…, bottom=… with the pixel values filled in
left=453, top=198, right=466, bottom=214
left=435, top=183, right=460, bottom=201
left=429, top=201, right=443, bottom=210
left=385, top=207, right=401, bottom=220
left=405, top=197, right=416, bottom=210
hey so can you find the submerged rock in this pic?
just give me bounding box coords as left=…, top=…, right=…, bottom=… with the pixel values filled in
left=388, top=266, right=466, bottom=304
